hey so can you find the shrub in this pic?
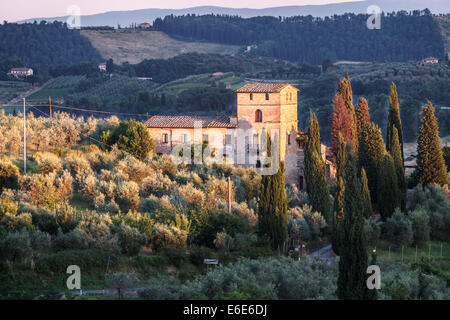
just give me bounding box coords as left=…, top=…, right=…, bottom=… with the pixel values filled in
left=139, top=195, right=175, bottom=213
left=117, top=222, right=147, bottom=256
left=1, top=212, right=34, bottom=232
left=214, top=231, right=234, bottom=253
left=409, top=184, right=450, bottom=241
left=34, top=152, right=62, bottom=174
left=188, top=246, right=218, bottom=266
left=31, top=230, right=52, bottom=251
left=139, top=171, right=174, bottom=197
left=0, top=230, right=32, bottom=263
left=162, top=245, right=187, bottom=267
left=104, top=119, right=156, bottom=161
left=0, top=159, right=20, bottom=191
left=105, top=272, right=139, bottom=299
left=363, top=218, right=380, bottom=247
left=55, top=202, right=78, bottom=233
left=150, top=223, right=188, bottom=251
left=382, top=209, right=413, bottom=248
left=408, top=208, right=430, bottom=247
left=193, top=211, right=246, bottom=247
left=53, top=229, right=88, bottom=251
left=116, top=155, right=152, bottom=183
left=149, top=154, right=177, bottom=178
left=0, top=199, right=18, bottom=219
left=115, top=180, right=140, bottom=212
left=174, top=257, right=337, bottom=300
left=31, top=210, right=58, bottom=235
left=288, top=217, right=311, bottom=242
left=35, top=249, right=110, bottom=273
left=138, top=277, right=182, bottom=300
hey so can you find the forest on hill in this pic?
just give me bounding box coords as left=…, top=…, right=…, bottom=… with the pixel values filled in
left=0, top=22, right=102, bottom=67
left=153, top=11, right=445, bottom=64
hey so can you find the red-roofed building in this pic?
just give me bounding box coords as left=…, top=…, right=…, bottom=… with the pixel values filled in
left=8, top=68, right=33, bottom=77
left=145, top=83, right=335, bottom=187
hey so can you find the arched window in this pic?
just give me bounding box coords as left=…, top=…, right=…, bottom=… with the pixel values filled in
left=255, top=109, right=262, bottom=122
left=250, top=93, right=253, bottom=100
left=265, top=93, right=269, bottom=100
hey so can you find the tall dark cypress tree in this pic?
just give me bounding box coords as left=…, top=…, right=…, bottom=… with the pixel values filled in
left=386, top=82, right=404, bottom=161
left=337, top=144, right=368, bottom=300
left=416, top=100, right=448, bottom=185
left=356, top=97, right=371, bottom=135
left=332, top=133, right=346, bottom=255
left=358, top=122, right=386, bottom=205
left=360, top=167, right=372, bottom=218
left=390, top=127, right=406, bottom=210
left=258, top=131, right=288, bottom=252
left=305, top=110, right=331, bottom=223
left=377, top=153, right=400, bottom=219
left=338, top=73, right=358, bottom=155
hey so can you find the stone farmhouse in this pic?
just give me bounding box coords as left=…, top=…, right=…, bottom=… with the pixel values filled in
left=145, top=83, right=335, bottom=189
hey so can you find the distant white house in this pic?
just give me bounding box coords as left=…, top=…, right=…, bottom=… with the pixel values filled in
left=8, top=68, right=33, bottom=77
left=98, top=62, right=107, bottom=72
left=139, top=22, right=151, bottom=29
left=421, top=57, right=439, bottom=65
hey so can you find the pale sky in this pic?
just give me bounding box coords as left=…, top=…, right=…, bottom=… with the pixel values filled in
left=1, top=0, right=362, bottom=22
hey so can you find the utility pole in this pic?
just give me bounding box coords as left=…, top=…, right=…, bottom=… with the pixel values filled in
left=23, top=98, right=26, bottom=173
left=49, top=96, right=52, bottom=119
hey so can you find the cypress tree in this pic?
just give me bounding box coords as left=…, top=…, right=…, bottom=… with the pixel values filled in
left=390, top=127, right=407, bottom=210
left=305, top=110, right=331, bottom=223
left=337, top=73, right=358, bottom=155
left=332, top=175, right=345, bottom=255
left=331, top=94, right=352, bottom=158
left=361, top=168, right=372, bottom=218
left=377, top=153, right=400, bottom=219
left=356, top=97, right=371, bottom=134
left=416, top=101, right=448, bottom=185
left=258, top=131, right=288, bottom=252
left=358, top=122, right=386, bottom=205
left=386, top=82, right=404, bottom=161
left=337, top=144, right=368, bottom=300
left=332, top=134, right=346, bottom=255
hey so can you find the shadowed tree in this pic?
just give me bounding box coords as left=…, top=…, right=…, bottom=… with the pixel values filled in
left=390, top=127, right=406, bottom=210
left=361, top=167, right=372, bottom=218
left=416, top=100, right=448, bottom=185
left=331, top=94, right=352, bottom=159
left=356, top=97, right=371, bottom=134
left=337, top=144, right=368, bottom=300
left=386, top=82, right=404, bottom=161
left=305, top=110, right=331, bottom=223
left=337, top=73, right=358, bottom=155
left=358, top=122, right=386, bottom=206
left=377, top=153, right=400, bottom=219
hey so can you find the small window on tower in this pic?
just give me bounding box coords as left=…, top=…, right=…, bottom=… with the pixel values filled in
left=250, top=93, right=253, bottom=100
left=255, top=109, right=262, bottom=122
left=265, top=93, right=269, bottom=100
left=162, top=133, right=169, bottom=144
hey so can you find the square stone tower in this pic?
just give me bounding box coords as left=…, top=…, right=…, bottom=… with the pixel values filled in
left=235, top=83, right=300, bottom=184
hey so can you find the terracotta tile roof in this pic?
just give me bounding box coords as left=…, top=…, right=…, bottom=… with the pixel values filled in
left=235, top=83, right=299, bottom=93
left=145, top=114, right=237, bottom=128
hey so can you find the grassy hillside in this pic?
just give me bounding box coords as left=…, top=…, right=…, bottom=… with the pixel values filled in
left=81, top=30, right=241, bottom=64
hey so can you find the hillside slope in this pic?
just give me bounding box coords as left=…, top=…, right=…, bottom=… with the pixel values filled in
left=81, top=30, right=240, bottom=64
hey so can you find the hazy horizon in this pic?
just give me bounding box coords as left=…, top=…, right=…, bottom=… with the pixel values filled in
left=1, top=0, right=363, bottom=22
